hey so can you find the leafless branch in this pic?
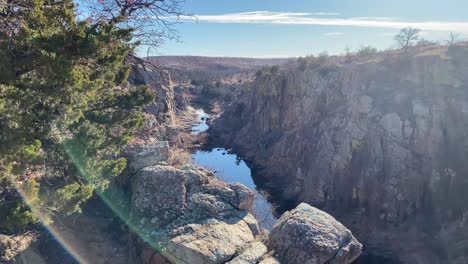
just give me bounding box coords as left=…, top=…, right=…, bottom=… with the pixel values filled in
left=79, top=0, right=192, bottom=53
left=447, top=32, right=461, bottom=47
left=394, top=27, right=421, bottom=50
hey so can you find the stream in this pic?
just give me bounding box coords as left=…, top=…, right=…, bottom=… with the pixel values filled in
left=191, top=108, right=278, bottom=229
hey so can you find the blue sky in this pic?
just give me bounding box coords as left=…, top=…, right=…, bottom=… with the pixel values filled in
left=148, top=0, right=468, bottom=57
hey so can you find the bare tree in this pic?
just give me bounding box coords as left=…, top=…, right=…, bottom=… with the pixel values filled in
left=79, top=0, right=190, bottom=53
left=394, top=27, right=421, bottom=49
left=344, top=45, right=351, bottom=56
left=446, top=32, right=461, bottom=46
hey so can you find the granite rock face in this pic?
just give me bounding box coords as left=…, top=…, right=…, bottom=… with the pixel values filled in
left=129, top=158, right=261, bottom=264
left=131, top=165, right=187, bottom=227
left=166, top=218, right=256, bottom=264
left=124, top=141, right=170, bottom=173
left=227, top=241, right=268, bottom=264
left=269, top=203, right=362, bottom=264
left=211, top=45, right=468, bottom=263
left=130, top=60, right=177, bottom=125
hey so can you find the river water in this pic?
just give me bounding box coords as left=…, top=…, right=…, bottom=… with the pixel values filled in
left=191, top=108, right=278, bottom=229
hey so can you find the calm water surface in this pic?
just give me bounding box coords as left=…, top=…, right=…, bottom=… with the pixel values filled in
left=191, top=108, right=277, bottom=229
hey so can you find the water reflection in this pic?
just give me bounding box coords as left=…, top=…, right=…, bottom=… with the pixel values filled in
left=191, top=109, right=277, bottom=229
left=191, top=109, right=209, bottom=135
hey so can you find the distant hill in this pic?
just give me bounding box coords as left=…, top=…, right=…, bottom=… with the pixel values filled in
left=148, top=56, right=293, bottom=84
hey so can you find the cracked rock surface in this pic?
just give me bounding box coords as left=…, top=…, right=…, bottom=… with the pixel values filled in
left=269, top=203, right=362, bottom=264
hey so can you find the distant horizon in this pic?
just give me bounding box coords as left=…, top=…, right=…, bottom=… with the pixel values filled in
left=141, top=40, right=468, bottom=59
left=139, top=0, right=468, bottom=58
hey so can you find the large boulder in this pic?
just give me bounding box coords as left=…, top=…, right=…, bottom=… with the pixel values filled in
left=131, top=165, right=186, bottom=227
left=229, top=183, right=255, bottom=211
left=202, top=181, right=255, bottom=213
left=129, top=162, right=263, bottom=264
left=125, top=141, right=170, bottom=173
left=269, top=203, right=362, bottom=264
left=166, top=218, right=256, bottom=264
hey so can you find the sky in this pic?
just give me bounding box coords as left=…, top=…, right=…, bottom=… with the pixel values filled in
left=147, top=0, right=468, bottom=57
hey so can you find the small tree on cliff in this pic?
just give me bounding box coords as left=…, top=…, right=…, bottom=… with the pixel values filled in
left=446, top=32, right=461, bottom=47
left=0, top=0, right=172, bottom=231
left=394, top=27, right=421, bottom=50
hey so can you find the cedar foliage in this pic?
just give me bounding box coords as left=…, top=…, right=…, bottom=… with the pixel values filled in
left=0, top=0, right=155, bottom=232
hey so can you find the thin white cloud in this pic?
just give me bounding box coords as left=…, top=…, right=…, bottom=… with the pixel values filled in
left=178, top=11, right=468, bottom=33
left=311, top=12, right=340, bottom=16
left=350, top=17, right=398, bottom=21
left=324, top=32, right=345, bottom=37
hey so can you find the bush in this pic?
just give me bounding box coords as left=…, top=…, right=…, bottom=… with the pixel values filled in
left=317, top=64, right=339, bottom=77
left=201, top=84, right=220, bottom=98
left=416, top=39, right=438, bottom=47
left=269, top=65, right=279, bottom=75
left=297, top=57, right=308, bottom=72
left=3, top=203, right=39, bottom=232
left=317, top=51, right=329, bottom=64
left=255, top=70, right=263, bottom=78
left=357, top=45, right=378, bottom=57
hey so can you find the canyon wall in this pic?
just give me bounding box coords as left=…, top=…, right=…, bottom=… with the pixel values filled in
left=211, top=45, right=468, bottom=263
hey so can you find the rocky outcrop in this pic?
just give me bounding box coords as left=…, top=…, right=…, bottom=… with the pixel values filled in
left=211, top=45, right=468, bottom=263
left=131, top=166, right=187, bottom=227
left=128, top=148, right=262, bottom=264
left=166, top=218, right=256, bottom=264
left=127, top=141, right=362, bottom=264
left=130, top=59, right=177, bottom=125
left=269, top=203, right=362, bottom=264
left=124, top=141, right=170, bottom=173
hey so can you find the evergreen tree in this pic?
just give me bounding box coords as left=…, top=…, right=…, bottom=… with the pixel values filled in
left=0, top=0, right=155, bottom=232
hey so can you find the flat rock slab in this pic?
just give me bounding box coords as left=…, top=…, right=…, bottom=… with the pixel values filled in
left=166, top=218, right=255, bottom=264
left=125, top=142, right=170, bottom=173
left=227, top=241, right=268, bottom=264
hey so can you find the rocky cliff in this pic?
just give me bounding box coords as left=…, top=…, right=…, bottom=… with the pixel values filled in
left=0, top=56, right=363, bottom=264
left=210, top=45, right=468, bottom=263
left=123, top=57, right=363, bottom=264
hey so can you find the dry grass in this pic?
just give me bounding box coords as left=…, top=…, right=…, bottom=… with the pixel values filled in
left=211, top=102, right=222, bottom=115
left=168, top=147, right=192, bottom=169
